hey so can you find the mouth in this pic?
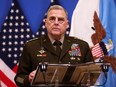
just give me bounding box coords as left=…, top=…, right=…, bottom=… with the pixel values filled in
left=52, top=28, right=60, bottom=31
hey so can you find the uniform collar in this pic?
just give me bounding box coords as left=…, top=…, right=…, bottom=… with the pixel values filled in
left=47, top=34, right=64, bottom=45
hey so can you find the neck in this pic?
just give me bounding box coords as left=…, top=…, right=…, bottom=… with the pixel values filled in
left=48, top=34, right=64, bottom=44
left=48, top=34, right=63, bottom=40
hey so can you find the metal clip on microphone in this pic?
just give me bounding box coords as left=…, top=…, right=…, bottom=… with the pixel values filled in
left=101, top=64, right=109, bottom=73
left=98, top=61, right=109, bottom=86
left=100, top=58, right=109, bottom=74
left=101, top=62, right=109, bottom=79
left=39, top=62, right=48, bottom=83
left=39, top=62, right=48, bottom=72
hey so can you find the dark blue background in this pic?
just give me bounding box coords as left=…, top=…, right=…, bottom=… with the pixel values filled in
left=0, top=0, right=78, bottom=34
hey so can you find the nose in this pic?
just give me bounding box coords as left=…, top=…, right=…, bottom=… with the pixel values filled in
left=54, top=18, right=59, bottom=24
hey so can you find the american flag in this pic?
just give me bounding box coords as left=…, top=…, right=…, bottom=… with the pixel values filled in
left=92, top=43, right=104, bottom=58
left=0, top=0, right=38, bottom=86
left=91, top=42, right=108, bottom=60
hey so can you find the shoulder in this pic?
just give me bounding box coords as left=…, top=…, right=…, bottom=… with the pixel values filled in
left=26, top=38, right=39, bottom=44
left=26, top=35, right=46, bottom=43
left=66, top=36, right=90, bottom=48
left=25, top=37, right=43, bottom=47
left=25, top=35, right=47, bottom=46
left=67, top=36, right=88, bottom=44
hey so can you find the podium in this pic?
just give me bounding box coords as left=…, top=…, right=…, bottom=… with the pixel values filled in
left=31, top=62, right=110, bottom=87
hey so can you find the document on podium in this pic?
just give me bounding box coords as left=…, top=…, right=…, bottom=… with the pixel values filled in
left=31, top=62, right=109, bottom=86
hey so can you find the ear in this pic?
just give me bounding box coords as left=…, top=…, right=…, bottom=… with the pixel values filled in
left=44, top=18, right=47, bottom=22
left=44, top=18, right=47, bottom=24
left=66, top=20, right=69, bottom=29
left=66, top=24, right=69, bottom=29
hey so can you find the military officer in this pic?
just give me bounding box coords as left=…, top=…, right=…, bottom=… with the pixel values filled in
left=14, top=5, right=93, bottom=87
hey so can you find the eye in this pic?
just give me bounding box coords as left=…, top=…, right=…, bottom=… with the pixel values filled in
left=58, top=18, right=64, bottom=24
left=49, top=17, right=56, bottom=23
left=48, top=16, right=65, bottom=24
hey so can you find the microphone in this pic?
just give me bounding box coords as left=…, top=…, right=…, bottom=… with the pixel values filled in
left=38, top=62, right=48, bottom=83
left=38, top=26, right=48, bottom=83
left=39, top=62, right=48, bottom=72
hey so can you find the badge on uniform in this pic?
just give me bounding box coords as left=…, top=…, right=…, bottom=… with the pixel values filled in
left=68, top=44, right=82, bottom=61
left=37, top=47, right=46, bottom=57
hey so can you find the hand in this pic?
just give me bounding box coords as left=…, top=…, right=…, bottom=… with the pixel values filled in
left=28, top=70, right=36, bottom=82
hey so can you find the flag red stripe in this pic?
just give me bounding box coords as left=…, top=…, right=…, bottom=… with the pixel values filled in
left=12, top=64, right=18, bottom=73
left=92, top=43, right=104, bottom=58
left=0, top=70, right=17, bottom=87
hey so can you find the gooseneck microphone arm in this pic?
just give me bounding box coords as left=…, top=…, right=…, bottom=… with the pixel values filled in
left=38, top=26, right=48, bottom=84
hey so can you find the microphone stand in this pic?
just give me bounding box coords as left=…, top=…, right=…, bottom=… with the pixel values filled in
left=94, top=59, right=109, bottom=86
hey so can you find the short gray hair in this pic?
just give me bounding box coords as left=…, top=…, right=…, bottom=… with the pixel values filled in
left=46, top=5, right=68, bottom=18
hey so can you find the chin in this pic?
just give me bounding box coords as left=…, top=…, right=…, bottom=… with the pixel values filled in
left=52, top=32, right=61, bottom=35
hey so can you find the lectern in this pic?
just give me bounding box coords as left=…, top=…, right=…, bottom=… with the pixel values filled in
left=31, top=62, right=110, bottom=87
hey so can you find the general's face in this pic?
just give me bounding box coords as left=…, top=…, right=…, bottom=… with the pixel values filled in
left=45, top=9, right=69, bottom=37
